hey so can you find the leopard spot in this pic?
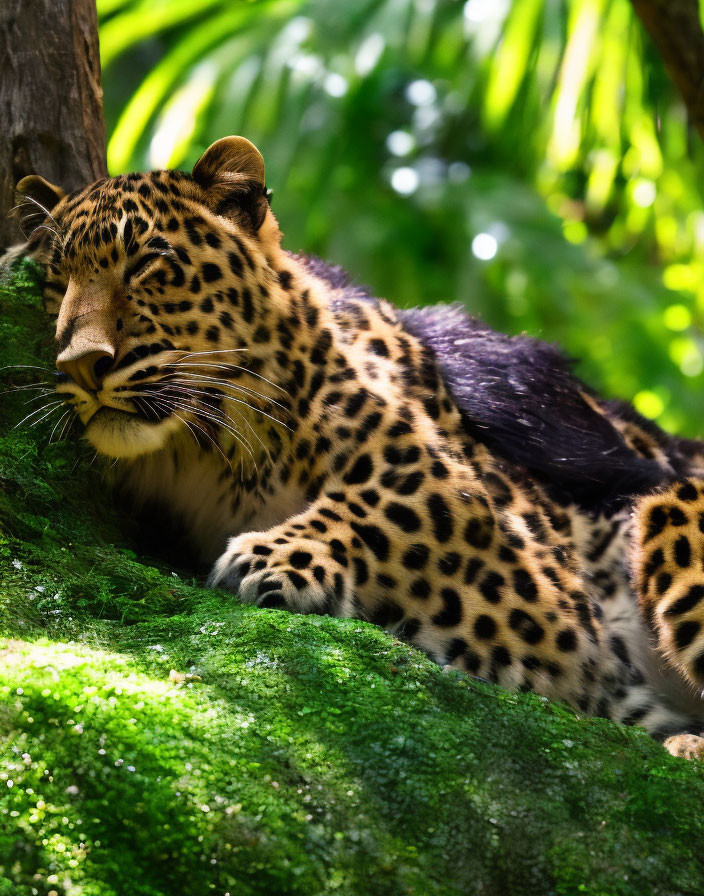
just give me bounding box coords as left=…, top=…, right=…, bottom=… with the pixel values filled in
left=474, top=614, right=496, bottom=639
left=677, top=482, right=698, bottom=502
left=508, top=608, right=544, bottom=645
left=289, top=551, right=313, bottom=569
left=438, top=552, right=461, bottom=575
left=674, top=535, right=691, bottom=568
left=349, top=522, right=389, bottom=562
left=384, top=501, right=421, bottom=533
left=491, top=645, right=511, bottom=668
left=433, top=587, right=462, bottom=627
left=464, top=516, right=493, bottom=549
left=403, top=544, right=429, bottom=570
left=556, top=628, right=578, bottom=652
left=480, top=571, right=504, bottom=603
left=343, top=454, right=373, bottom=485
left=675, top=619, right=701, bottom=650
left=664, top=584, right=704, bottom=617
left=445, top=637, right=467, bottom=663
left=259, top=593, right=287, bottom=609
left=427, top=493, right=453, bottom=543
left=513, top=568, right=538, bottom=602
left=645, top=504, right=668, bottom=541
left=286, top=570, right=308, bottom=590
left=410, top=578, right=431, bottom=599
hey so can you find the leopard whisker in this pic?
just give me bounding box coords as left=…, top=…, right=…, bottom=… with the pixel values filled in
left=49, top=408, right=73, bottom=443
left=176, top=348, right=250, bottom=360
left=22, top=389, right=56, bottom=405
left=0, top=363, right=56, bottom=374
left=0, top=383, right=54, bottom=395
left=147, top=395, right=240, bottom=474
left=12, top=194, right=63, bottom=233
left=34, top=223, right=61, bottom=241
left=171, top=411, right=201, bottom=452
left=164, top=364, right=289, bottom=407
left=102, top=455, right=121, bottom=481
left=148, top=382, right=273, bottom=465
left=164, top=360, right=288, bottom=396
left=144, top=391, right=257, bottom=465
left=15, top=400, right=65, bottom=431
left=28, top=404, right=66, bottom=429
left=167, top=398, right=257, bottom=461
left=165, top=375, right=291, bottom=431
left=161, top=370, right=289, bottom=414
left=57, top=407, right=77, bottom=443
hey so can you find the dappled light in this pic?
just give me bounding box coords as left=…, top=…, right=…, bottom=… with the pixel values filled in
left=5, top=3, right=704, bottom=893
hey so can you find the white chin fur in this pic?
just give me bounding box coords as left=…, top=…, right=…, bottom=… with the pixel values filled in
left=84, top=408, right=179, bottom=459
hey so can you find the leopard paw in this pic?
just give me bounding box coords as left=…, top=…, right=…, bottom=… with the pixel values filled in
left=209, top=532, right=349, bottom=615
left=664, top=732, right=704, bottom=760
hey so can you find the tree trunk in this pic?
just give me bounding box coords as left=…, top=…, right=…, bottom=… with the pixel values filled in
left=0, top=0, right=107, bottom=250
left=629, top=0, right=704, bottom=140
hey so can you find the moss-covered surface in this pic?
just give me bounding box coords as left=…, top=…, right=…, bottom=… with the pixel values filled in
left=1, top=263, right=704, bottom=896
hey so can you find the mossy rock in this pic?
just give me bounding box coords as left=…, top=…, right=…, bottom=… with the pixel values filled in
left=1, top=262, right=703, bottom=896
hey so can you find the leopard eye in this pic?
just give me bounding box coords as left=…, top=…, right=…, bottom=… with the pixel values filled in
left=124, top=252, right=163, bottom=284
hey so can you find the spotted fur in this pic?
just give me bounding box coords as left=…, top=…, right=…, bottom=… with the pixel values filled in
left=14, top=136, right=704, bottom=759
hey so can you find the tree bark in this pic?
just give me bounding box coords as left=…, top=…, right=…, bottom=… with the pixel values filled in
left=0, top=0, right=107, bottom=250
left=629, top=0, right=704, bottom=140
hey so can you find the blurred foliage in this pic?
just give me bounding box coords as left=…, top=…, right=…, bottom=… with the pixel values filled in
left=97, top=0, right=704, bottom=436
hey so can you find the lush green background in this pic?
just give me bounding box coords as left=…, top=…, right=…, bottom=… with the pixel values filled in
left=98, top=0, right=704, bottom=437
left=7, top=8, right=704, bottom=891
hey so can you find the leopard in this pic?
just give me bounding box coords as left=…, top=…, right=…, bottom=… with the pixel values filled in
left=9, top=134, right=704, bottom=760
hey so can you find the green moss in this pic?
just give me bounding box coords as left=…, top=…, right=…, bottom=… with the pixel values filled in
left=1, top=263, right=704, bottom=896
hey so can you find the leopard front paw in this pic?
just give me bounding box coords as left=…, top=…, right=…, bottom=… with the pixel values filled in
left=208, top=533, right=350, bottom=615
left=664, top=732, right=704, bottom=760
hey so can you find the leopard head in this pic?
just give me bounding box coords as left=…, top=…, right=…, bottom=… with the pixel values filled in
left=15, top=137, right=291, bottom=460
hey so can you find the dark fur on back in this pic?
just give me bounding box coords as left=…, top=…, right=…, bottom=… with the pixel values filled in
left=400, top=305, right=675, bottom=508
left=303, top=254, right=678, bottom=509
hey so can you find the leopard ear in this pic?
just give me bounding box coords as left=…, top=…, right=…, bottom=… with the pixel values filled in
left=16, top=175, right=65, bottom=209
left=15, top=175, right=65, bottom=230
left=192, top=136, right=269, bottom=231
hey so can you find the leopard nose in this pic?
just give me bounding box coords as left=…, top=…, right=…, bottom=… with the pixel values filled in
left=56, top=350, right=114, bottom=393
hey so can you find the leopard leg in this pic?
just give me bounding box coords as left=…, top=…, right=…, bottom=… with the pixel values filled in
left=209, top=472, right=602, bottom=714
left=632, top=478, right=704, bottom=692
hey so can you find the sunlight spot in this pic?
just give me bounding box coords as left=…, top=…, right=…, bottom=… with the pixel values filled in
left=463, top=0, right=496, bottom=23
left=386, top=130, right=415, bottom=157
left=669, top=337, right=703, bottom=377
left=289, top=53, right=323, bottom=79
left=413, top=105, right=442, bottom=133
left=471, top=233, right=498, bottom=261
left=563, top=220, right=587, bottom=244
left=355, top=33, right=384, bottom=76
left=664, top=264, right=697, bottom=293
left=280, top=16, right=312, bottom=45
left=149, top=65, right=215, bottom=169
left=406, top=79, right=436, bottom=107
left=681, top=351, right=704, bottom=377
left=663, top=304, right=692, bottom=331
left=632, top=178, right=656, bottom=208
left=391, top=167, right=419, bottom=196
left=324, top=73, right=348, bottom=97
left=633, top=390, right=664, bottom=419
